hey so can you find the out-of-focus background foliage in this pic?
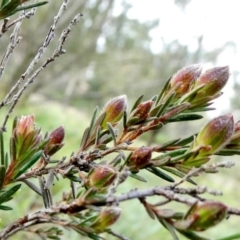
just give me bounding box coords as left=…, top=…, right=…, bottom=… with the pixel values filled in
left=1, top=0, right=240, bottom=239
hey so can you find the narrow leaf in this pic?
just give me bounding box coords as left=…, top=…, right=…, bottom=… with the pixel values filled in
left=177, top=230, right=209, bottom=240
left=0, top=165, right=6, bottom=190
left=70, top=181, right=77, bottom=199
left=147, top=166, right=175, bottom=182
left=89, top=107, right=98, bottom=135
left=22, top=179, right=42, bottom=196
left=10, top=136, right=16, bottom=163
left=156, top=92, right=176, bottom=117
left=216, top=149, right=240, bottom=156
left=0, top=131, right=4, bottom=166
left=154, top=138, right=181, bottom=151
left=107, top=122, right=116, bottom=146
left=177, top=135, right=196, bottom=146
left=0, top=205, right=12, bottom=210
left=45, top=170, right=55, bottom=190
left=123, top=110, right=127, bottom=129
left=17, top=1, right=48, bottom=11
left=149, top=104, right=162, bottom=117
left=217, top=233, right=240, bottom=240
left=167, top=114, right=203, bottom=122
left=79, top=127, right=90, bottom=151
left=38, top=176, right=50, bottom=208
left=155, top=76, right=172, bottom=105
left=129, top=173, right=147, bottom=182
left=159, top=218, right=179, bottom=240
left=14, top=150, right=42, bottom=179
left=94, top=125, right=101, bottom=147
left=130, top=94, right=144, bottom=113
left=0, top=184, right=21, bottom=204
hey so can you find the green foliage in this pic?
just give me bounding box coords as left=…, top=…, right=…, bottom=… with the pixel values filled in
left=0, top=62, right=240, bottom=239
left=0, top=1, right=239, bottom=240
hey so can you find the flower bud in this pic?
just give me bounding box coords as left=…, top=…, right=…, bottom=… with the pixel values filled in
left=174, top=201, right=227, bottom=231
left=194, top=114, right=234, bottom=155
left=128, top=147, right=152, bottom=171
left=14, top=115, right=35, bottom=136
left=6, top=115, right=44, bottom=182
left=44, top=126, right=65, bottom=156
left=192, top=66, right=229, bottom=104
left=101, top=95, right=127, bottom=129
left=87, top=165, right=117, bottom=189
left=127, top=100, right=153, bottom=126
left=12, top=115, right=42, bottom=154
left=90, top=207, right=121, bottom=232
left=170, top=64, right=202, bottom=96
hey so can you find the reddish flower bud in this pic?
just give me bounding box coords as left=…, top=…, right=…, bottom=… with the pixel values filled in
left=127, top=100, right=153, bottom=126
left=101, top=95, right=127, bottom=129
left=14, top=115, right=35, bottom=136
left=174, top=201, right=227, bottom=231
left=194, top=114, right=234, bottom=155
left=192, top=66, right=229, bottom=104
left=128, top=147, right=152, bottom=171
left=44, top=126, right=65, bottom=156
left=90, top=207, right=121, bottom=232
left=6, top=115, right=44, bottom=182
left=88, top=165, right=117, bottom=189
left=170, top=65, right=202, bottom=96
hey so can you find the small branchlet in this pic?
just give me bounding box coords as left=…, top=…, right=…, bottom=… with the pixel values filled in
left=0, top=1, right=239, bottom=240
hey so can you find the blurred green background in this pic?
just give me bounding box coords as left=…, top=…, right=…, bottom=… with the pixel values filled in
left=0, top=0, right=240, bottom=239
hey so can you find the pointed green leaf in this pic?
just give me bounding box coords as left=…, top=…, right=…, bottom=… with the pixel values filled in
left=4, top=152, right=8, bottom=168
left=10, top=136, right=16, bottom=162
left=0, top=205, right=12, bottom=210
left=158, top=218, right=179, bottom=240
left=167, top=113, right=203, bottom=122
left=155, top=76, right=172, bottom=105
left=0, top=165, right=6, bottom=190
left=216, top=233, right=240, bottom=240
left=0, top=183, right=21, bottom=204
left=177, top=135, right=196, bottom=146
left=1, top=0, right=8, bottom=8
left=107, top=122, right=116, bottom=146
left=0, top=0, right=19, bottom=19
left=89, top=107, right=98, bottom=135
left=154, top=138, right=181, bottom=151
left=147, top=166, right=175, bottom=182
left=156, top=92, right=176, bottom=117
left=0, top=131, right=4, bottom=166
left=177, top=230, right=209, bottom=240
left=149, top=104, right=162, bottom=117
left=80, top=127, right=90, bottom=151
left=14, top=150, right=42, bottom=179
left=130, top=94, right=144, bottom=113
left=129, top=173, right=147, bottom=182
left=15, top=1, right=48, bottom=12
left=216, top=149, right=240, bottom=156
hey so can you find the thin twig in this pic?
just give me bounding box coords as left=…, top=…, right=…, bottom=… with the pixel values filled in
left=0, top=9, right=35, bottom=38
left=0, top=13, right=82, bottom=131
left=0, top=0, right=70, bottom=108
left=1, top=185, right=239, bottom=239
left=170, top=160, right=235, bottom=188
left=0, top=19, right=22, bottom=82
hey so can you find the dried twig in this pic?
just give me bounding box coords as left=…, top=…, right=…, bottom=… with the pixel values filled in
left=0, top=9, right=82, bottom=131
